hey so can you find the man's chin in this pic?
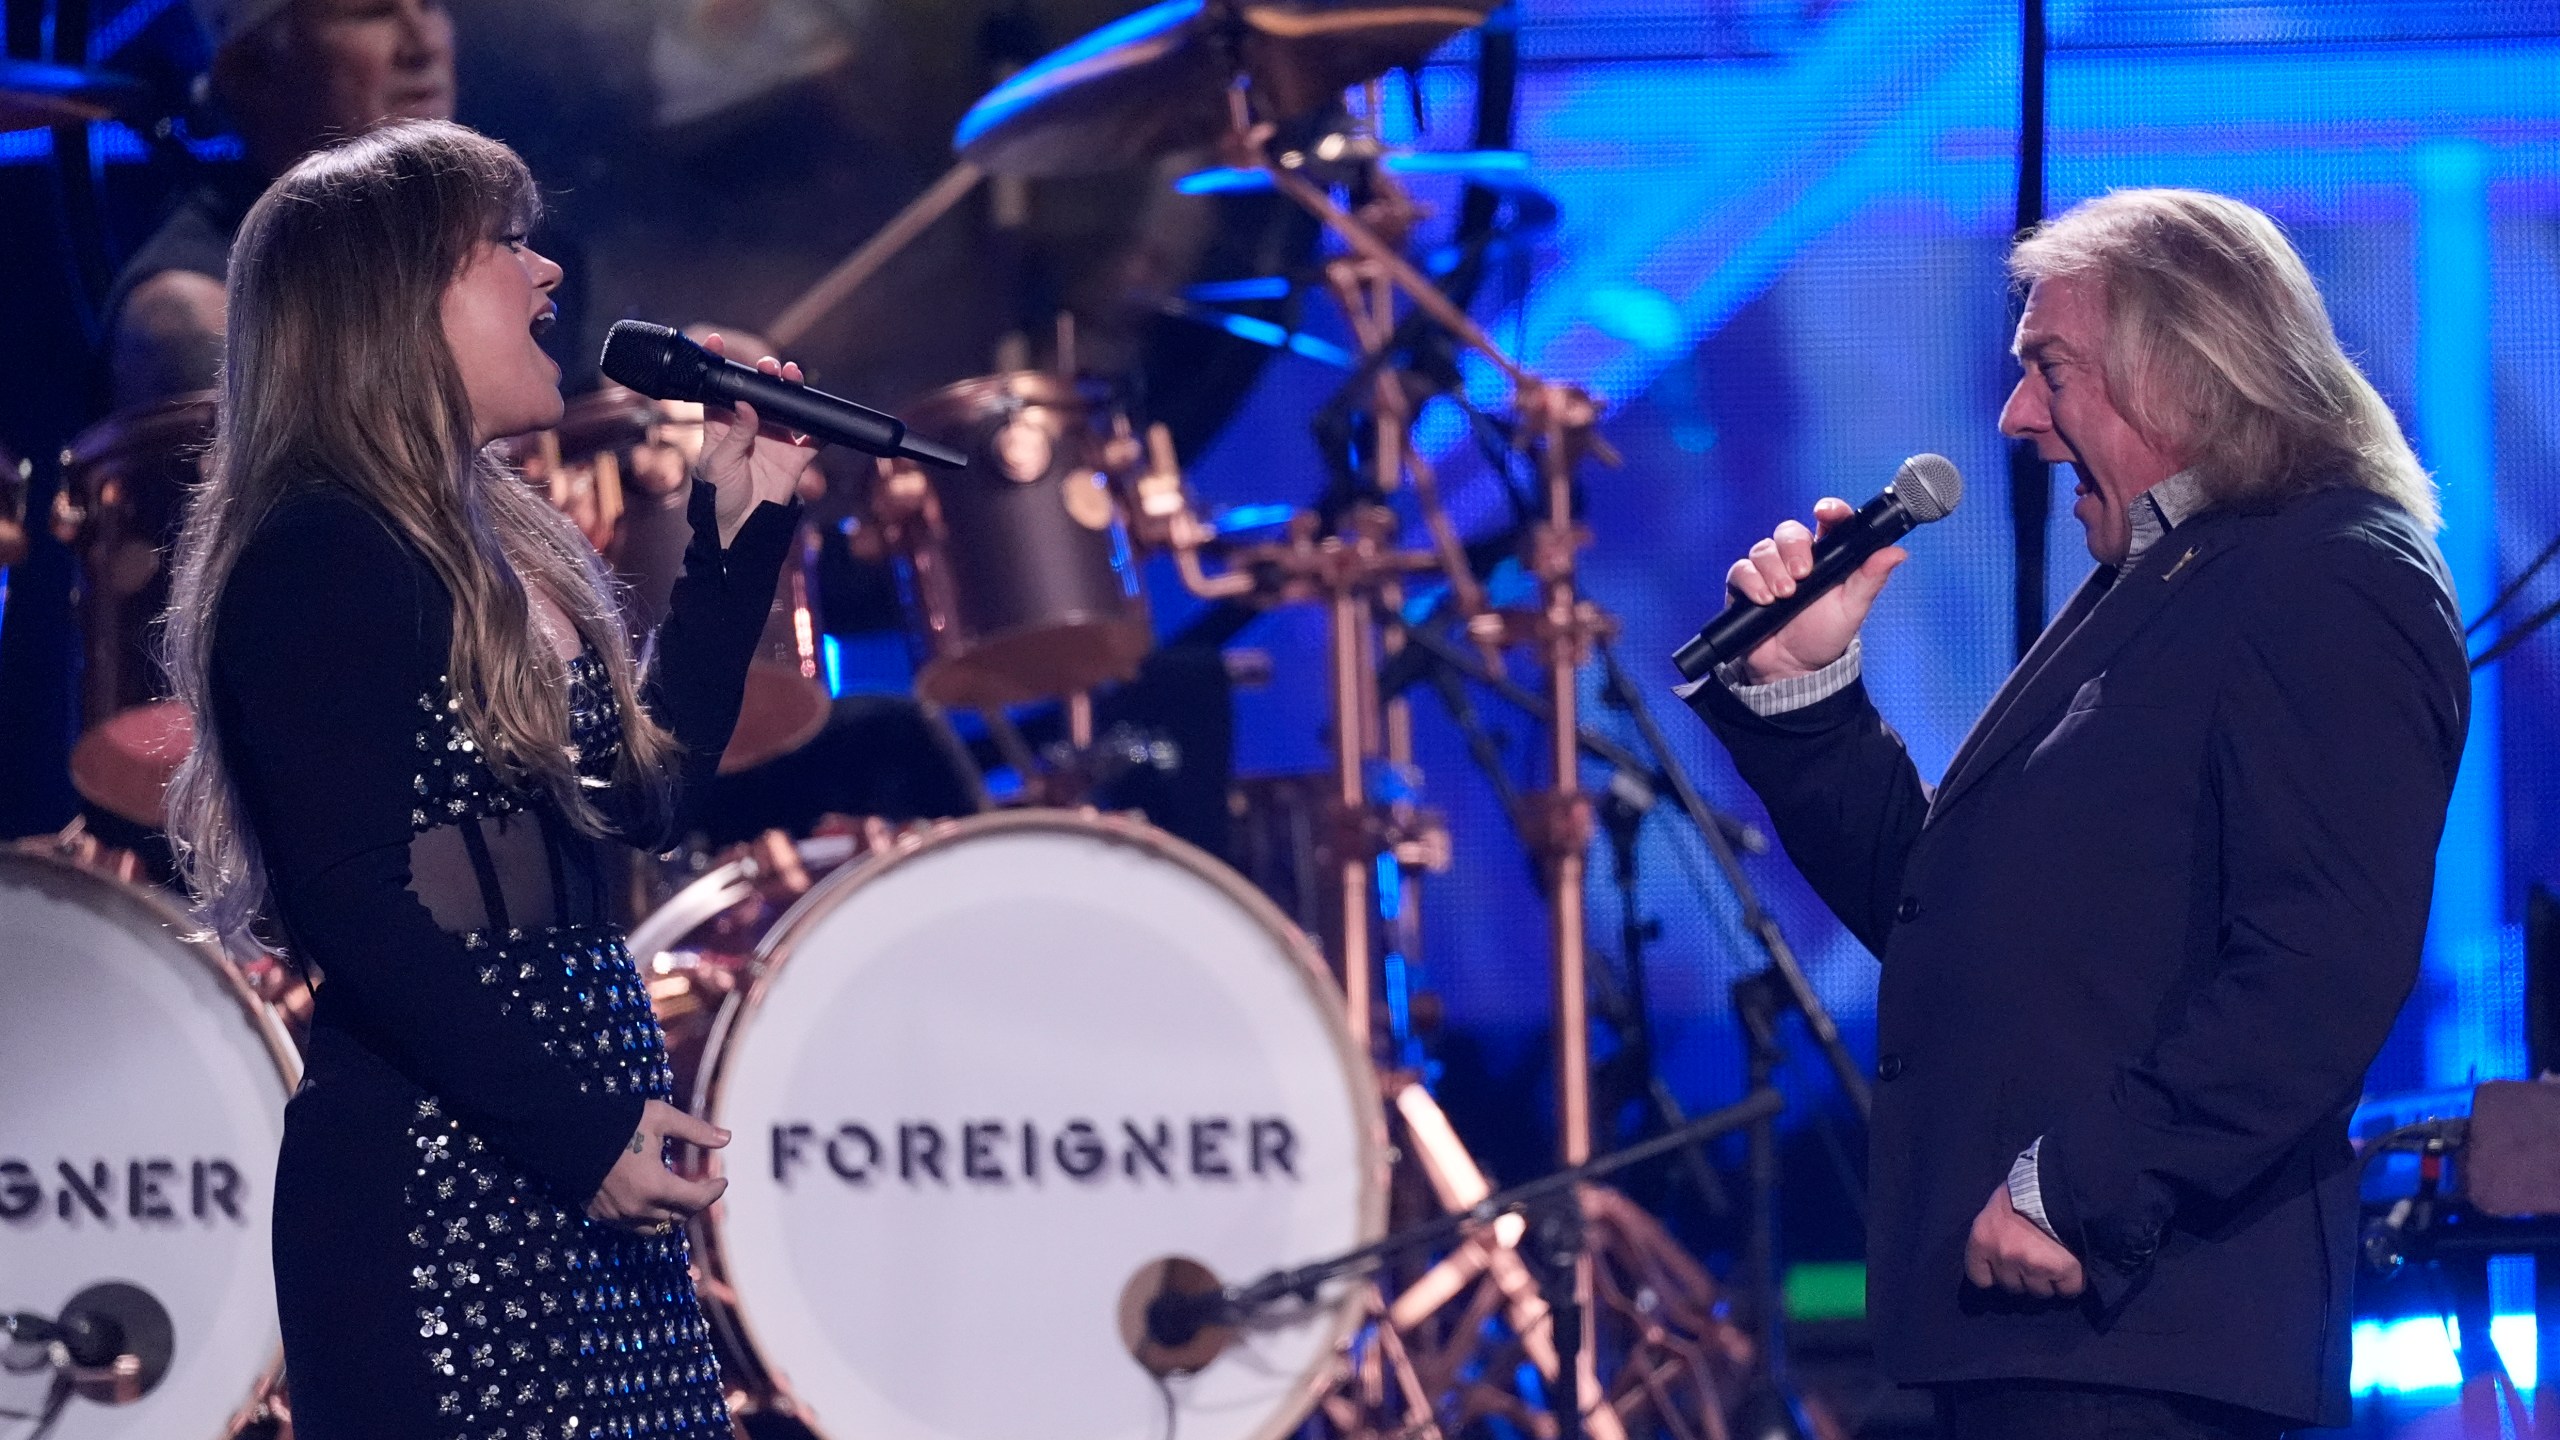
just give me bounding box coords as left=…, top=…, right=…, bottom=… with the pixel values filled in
left=2073, top=499, right=2129, bottom=565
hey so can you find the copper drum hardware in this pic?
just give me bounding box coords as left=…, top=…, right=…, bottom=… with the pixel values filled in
left=873, top=373, right=1152, bottom=709
left=67, top=698, right=193, bottom=830
left=501, top=382, right=666, bottom=558
left=56, top=393, right=216, bottom=729
left=0, top=435, right=29, bottom=568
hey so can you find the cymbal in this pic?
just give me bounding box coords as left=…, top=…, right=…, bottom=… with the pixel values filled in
left=1153, top=295, right=1355, bottom=367
left=1172, top=145, right=1558, bottom=232
left=955, top=0, right=1493, bottom=177
left=0, top=59, right=145, bottom=133
left=1173, top=146, right=1531, bottom=193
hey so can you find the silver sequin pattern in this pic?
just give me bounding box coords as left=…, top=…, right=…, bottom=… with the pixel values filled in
left=402, top=652, right=724, bottom=1438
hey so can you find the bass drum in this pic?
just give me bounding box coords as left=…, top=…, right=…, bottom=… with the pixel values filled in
left=0, top=850, right=298, bottom=1438
left=680, top=810, right=1384, bottom=1440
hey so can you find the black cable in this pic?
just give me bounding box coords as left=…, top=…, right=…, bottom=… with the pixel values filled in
left=2008, top=0, right=2051, bottom=660
left=2472, top=593, right=2560, bottom=672
left=2356, top=1117, right=2467, bottom=1178
left=2466, top=526, right=2560, bottom=638
left=0, top=1374, right=69, bottom=1440
left=1151, top=1369, right=1181, bottom=1440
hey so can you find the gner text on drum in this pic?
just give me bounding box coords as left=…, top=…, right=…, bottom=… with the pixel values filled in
left=770, top=1116, right=1302, bottom=1186
left=0, top=1157, right=251, bottom=1224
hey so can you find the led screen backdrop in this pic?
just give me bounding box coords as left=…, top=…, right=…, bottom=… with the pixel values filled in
left=1175, top=1, right=2560, bottom=1185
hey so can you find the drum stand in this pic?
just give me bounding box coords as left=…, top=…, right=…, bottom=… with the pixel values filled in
left=1591, top=639, right=1871, bottom=1440
left=1129, top=97, right=1775, bottom=1440
left=1407, top=627, right=1870, bottom=1439
left=1151, top=1091, right=1782, bottom=1440
left=1138, top=392, right=1653, bottom=1440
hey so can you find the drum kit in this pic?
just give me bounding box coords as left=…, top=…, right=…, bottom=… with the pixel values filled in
left=6, top=4, right=1830, bottom=1439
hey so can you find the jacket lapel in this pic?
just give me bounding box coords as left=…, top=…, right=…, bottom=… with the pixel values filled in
left=1929, top=564, right=2114, bottom=811
left=1925, top=514, right=2240, bottom=828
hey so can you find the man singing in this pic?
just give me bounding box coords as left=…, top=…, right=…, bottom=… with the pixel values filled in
left=1685, top=189, right=2469, bottom=1437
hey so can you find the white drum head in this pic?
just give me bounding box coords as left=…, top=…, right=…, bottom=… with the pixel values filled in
left=0, top=853, right=294, bottom=1438
left=700, top=811, right=1383, bottom=1440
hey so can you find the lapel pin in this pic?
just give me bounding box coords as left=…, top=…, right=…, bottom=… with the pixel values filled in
left=2160, top=545, right=2199, bottom=581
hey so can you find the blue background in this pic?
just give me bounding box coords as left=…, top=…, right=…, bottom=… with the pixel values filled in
left=1158, top=1, right=2560, bottom=1193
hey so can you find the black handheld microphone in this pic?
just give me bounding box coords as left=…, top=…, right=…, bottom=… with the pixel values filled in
left=598, top=321, right=967, bottom=469
left=1671, top=454, right=1963, bottom=681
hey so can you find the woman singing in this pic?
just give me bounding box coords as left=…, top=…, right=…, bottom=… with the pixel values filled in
left=161, top=120, right=814, bottom=1437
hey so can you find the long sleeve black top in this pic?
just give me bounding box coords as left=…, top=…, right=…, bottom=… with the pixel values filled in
left=211, top=476, right=798, bottom=1203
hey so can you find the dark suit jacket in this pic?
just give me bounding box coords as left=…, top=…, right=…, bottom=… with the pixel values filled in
left=1687, top=486, right=2468, bottom=1426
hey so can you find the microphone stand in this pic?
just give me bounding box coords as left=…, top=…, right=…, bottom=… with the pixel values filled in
left=1157, top=1086, right=1785, bottom=1440
left=1387, top=616, right=1867, bottom=1436
left=1389, top=619, right=1752, bottom=1224
left=1593, top=768, right=1735, bottom=1220
left=1589, top=638, right=1868, bottom=1440
left=1589, top=639, right=1871, bottom=1124
left=1384, top=616, right=1769, bottom=860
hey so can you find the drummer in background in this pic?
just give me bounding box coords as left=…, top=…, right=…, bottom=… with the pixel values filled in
left=104, top=0, right=455, bottom=409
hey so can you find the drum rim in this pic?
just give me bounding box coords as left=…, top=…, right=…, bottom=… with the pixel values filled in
left=891, top=369, right=1106, bottom=434
left=627, top=831, right=870, bottom=980
left=687, top=807, right=1390, bottom=1440
left=913, top=612, right=1155, bottom=710
left=0, top=847, right=302, bottom=1437
left=62, top=390, right=218, bottom=472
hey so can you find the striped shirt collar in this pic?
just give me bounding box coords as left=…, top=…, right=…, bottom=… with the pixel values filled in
left=2123, top=468, right=2209, bottom=569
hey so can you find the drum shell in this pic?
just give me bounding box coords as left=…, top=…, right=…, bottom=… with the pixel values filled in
left=58, top=394, right=214, bottom=726
left=887, top=374, right=1150, bottom=708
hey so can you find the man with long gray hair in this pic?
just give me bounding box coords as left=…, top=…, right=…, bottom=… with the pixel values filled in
left=1687, top=188, right=2468, bottom=1436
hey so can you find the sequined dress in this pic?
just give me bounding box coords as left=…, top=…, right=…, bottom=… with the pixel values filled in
left=210, top=479, right=797, bottom=1439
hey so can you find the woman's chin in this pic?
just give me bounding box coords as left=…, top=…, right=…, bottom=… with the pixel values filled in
left=483, top=397, right=566, bottom=448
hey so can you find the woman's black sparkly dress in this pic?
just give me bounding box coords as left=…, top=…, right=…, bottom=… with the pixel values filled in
left=211, top=479, right=796, bottom=1439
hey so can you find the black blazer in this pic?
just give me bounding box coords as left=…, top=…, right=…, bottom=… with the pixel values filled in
left=1687, top=485, right=2468, bottom=1426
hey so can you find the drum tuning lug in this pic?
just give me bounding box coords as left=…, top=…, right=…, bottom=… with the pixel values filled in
left=49, top=487, right=86, bottom=544
left=753, top=831, right=812, bottom=896
left=1101, top=428, right=1144, bottom=479
left=1390, top=820, right=1452, bottom=875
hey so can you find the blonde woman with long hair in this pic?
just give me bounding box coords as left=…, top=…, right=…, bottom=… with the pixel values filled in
left=161, top=120, right=815, bottom=1437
